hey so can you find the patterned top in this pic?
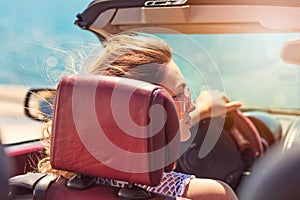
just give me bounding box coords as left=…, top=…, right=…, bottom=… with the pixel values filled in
left=94, top=171, right=194, bottom=197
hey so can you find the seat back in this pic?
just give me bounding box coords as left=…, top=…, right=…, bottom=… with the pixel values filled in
left=50, top=74, right=180, bottom=187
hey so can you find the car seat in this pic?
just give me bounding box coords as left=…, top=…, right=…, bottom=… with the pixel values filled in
left=9, top=74, right=188, bottom=199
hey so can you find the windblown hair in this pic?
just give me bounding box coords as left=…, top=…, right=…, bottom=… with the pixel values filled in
left=38, top=32, right=173, bottom=177
left=84, top=32, right=172, bottom=84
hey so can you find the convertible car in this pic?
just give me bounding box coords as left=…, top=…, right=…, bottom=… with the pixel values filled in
left=1, top=0, right=300, bottom=199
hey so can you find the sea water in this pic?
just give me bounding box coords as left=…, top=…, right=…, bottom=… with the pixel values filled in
left=0, top=0, right=98, bottom=87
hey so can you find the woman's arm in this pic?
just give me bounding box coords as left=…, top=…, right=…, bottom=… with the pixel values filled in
left=190, top=90, right=242, bottom=126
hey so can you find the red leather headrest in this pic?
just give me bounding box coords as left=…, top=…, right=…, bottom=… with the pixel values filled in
left=50, top=75, right=180, bottom=186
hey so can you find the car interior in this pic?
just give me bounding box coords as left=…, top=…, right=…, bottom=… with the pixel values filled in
left=3, top=0, right=300, bottom=199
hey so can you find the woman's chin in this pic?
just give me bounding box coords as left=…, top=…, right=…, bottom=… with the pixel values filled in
left=180, top=121, right=191, bottom=142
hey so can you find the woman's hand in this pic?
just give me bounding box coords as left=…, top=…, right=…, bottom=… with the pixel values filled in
left=190, top=90, right=242, bottom=125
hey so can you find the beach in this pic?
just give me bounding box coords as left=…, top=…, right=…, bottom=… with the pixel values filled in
left=0, top=85, right=43, bottom=145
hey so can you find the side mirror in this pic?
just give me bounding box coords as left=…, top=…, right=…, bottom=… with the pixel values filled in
left=281, top=39, right=300, bottom=66
left=24, top=88, right=56, bottom=122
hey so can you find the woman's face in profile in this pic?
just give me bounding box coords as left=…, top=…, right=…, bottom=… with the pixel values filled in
left=160, top=60, right=195, bottom=141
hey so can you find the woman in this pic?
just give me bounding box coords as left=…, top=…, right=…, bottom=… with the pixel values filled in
left=40, top=32, right=240, bottom=200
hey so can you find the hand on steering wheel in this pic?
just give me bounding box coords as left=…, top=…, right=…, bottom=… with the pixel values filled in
left=191, top=90, right=242, bottom=125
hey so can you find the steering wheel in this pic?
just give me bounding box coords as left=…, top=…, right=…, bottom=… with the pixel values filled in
left=175, top=110, right=263, bottom=189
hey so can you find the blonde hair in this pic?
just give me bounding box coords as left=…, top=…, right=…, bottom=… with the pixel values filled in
left=38, top=32, right=173, bottom=177
left=84, top=32, right=172, bottom=84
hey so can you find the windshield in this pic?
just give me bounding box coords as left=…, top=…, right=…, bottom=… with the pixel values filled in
left=1, top=32, right=300, bottom=110
left=157, top=33, right=300, bottom=111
